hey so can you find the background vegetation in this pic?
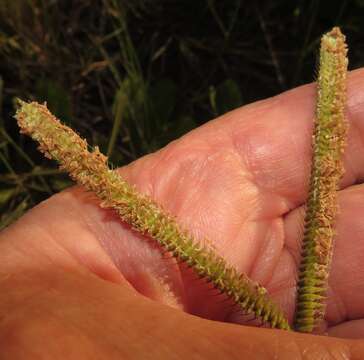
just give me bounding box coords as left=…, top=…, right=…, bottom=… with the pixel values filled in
left=1, top=0, right=364, bottom=229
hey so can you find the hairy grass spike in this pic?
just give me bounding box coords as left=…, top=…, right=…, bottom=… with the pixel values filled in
left=294, top=27, right=348, bottom=333
left=15, top=100, right=290, bottom=330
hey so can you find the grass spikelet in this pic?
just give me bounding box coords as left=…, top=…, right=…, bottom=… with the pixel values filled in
left=15, top=100, right=290, bottom=330
left=294, top=27, right=348, bottom=333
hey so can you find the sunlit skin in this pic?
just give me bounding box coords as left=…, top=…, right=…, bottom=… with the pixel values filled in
left=1, top=69, right=364, bottom=358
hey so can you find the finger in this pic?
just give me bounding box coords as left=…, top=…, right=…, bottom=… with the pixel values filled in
left=225, top=68, right=364, bottom=209
left=0, top=262, right=363, bottom=359
left=284, top=184, right=364, bottom=329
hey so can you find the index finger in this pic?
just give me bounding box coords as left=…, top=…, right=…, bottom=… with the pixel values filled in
left=181, top=68, right=364, bottom=213
left=228, top=68, right=364, bottom=209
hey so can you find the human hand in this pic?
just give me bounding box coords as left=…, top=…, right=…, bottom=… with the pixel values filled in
left=1, top=70, right=364, bottom=359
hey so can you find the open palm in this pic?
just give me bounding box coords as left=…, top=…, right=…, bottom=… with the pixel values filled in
left=1, top=70, right=364, bottom=359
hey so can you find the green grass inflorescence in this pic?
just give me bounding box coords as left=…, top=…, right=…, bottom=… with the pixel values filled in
left=294, top=27, right=348, bottom=333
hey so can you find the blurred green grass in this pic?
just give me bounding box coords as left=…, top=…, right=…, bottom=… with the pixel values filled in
left=1, top=0, right=364, bottom=229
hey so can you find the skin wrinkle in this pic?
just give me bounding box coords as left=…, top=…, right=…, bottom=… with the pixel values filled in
left=231, top=110, right=308, bottom=215
left=138, top=145, right=224, bottom=246
left=246, top=221, right=269, bottom=280
left=226, top=219, right=293, bottom=326
left=229, top=114, right=293, bottom=222
left=154, top=147, right=207, bottom=203
left=193, top=151, right=251, bottom=248
left=170, top=155, right=210, bottom=220
left=63, top=191, right=131, bottom=285
left=282, top=206, right=306, bottom=269
left=249, top=217, right=285, bottom=286
left=138, top=138, right=263, bottom=279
